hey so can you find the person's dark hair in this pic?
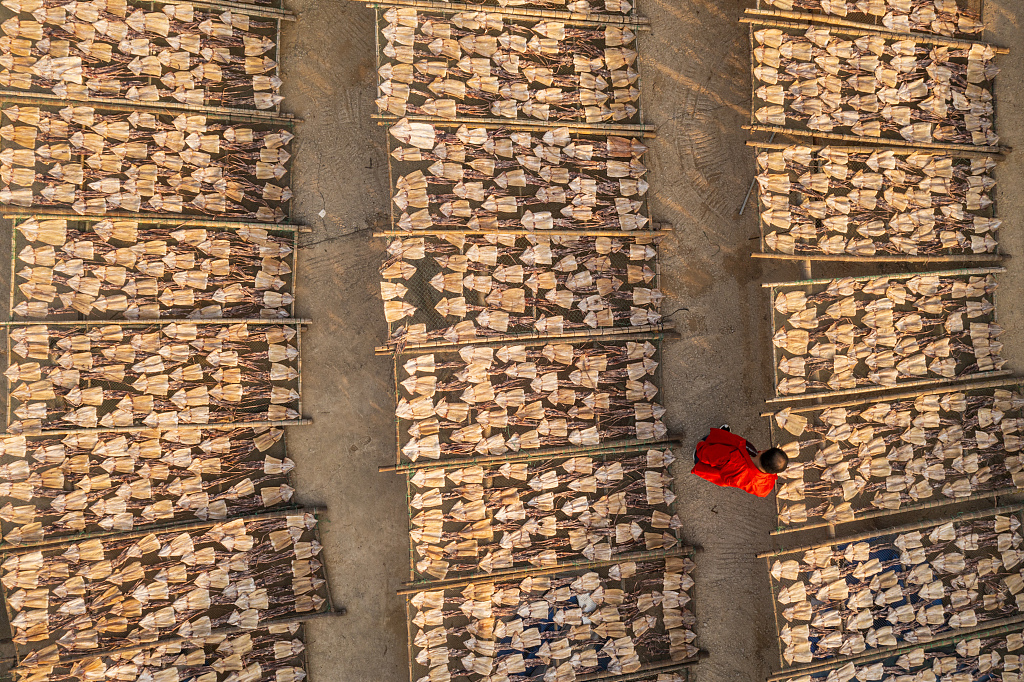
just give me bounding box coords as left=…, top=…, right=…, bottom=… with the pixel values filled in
left=760, top=448, right=789, bottom=474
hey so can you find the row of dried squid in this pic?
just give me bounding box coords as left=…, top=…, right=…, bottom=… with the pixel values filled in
left=12, top=623, right=309, bottom=682
left=770, top=388, right=1024, bottom=526
left=752, top=27, right=999, bottom=146
left=778, top=625, right=1024, bottom=682
left=397, top=341, right=664, bottom=462
left=5, top=322, right=300, bottom=433
left=0, top=104, right=293, bottom=221
left=408, top=557, right=696, bottom=682
left=14, top=217, right=294, bottom=319
left=771, top=273, right=1002, bottom=395
left=0, top=0, right=284, bottom=109
left=2, top=514, right=325, bottom=653
left=378, top=10, right=639, bottom=123
left=389, top=132, right=649, bottom=241
left=0, top=426, right=295, bottom=544
left=382, top=234, right=661, bottom=346
left=455, top=0, right=635, bottom=15
left=409, top=449, right=679, bottom=580
left=388, top=121, right=650, bottom=233
left=757, top=146, right=999, bottom=256
left=771, top=515, right=1023, bottom=664
left=758, top=0, right=984, bottom=37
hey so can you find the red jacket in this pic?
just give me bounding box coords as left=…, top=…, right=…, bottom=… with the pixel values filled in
left=692, top=428, right=777, bottom=497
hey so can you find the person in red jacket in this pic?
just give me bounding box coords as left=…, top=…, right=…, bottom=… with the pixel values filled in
left=691, top=425, right=788, bottom=497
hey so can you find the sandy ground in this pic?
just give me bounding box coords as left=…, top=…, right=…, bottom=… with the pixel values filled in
left=276, top=1, right=1024, bottom=681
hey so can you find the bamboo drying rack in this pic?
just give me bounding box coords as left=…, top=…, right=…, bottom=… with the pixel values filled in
left=0, top=507, right=337, bottom=666
left=763, top=267, right=1006, bottom=403
left=371, top=2, right=653, bottom=133
left=764, top=375, right=1024, bottom=535
left=401, top=443, right=686, bottom=583
left=2, top=320, right=309, bottom=434
left=7, top=215, right=303, bottom=320
left=767, top=617, right=1024, bottom=680
left=400, top=550, right=701, bottom=682
left=742, top=14, right=1009, bottom=155
left=0, top=0, right=295, bottom=121
left=759, top=503, right=1024, bottom=670
left=746, top=140, right=1006, bottom=263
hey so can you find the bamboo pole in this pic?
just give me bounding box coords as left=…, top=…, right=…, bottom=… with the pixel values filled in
left=396, top=330, right=669, bottom=354
left=0, top=506, right=324, bottom=555
left=373, top=113, right=656, bottom=137
left=374, top=228, right=672, bottom=238
left=398, top=545, right=693, bottom=593
left=5, top=212, right=310, bottom=233
left=387, top=328, right=672, bottom=356
left=772, top=487, right=1013, bottom=535
left=744, top=139, right=1005, bottom=159
left=0, top=91, right=297, bottom=124
left=760, top=376, right=1024, bottom=416
left=0, top=206, right=296, bottom=225
left=768, top=615, right=1024, bottom=679
left=742, top=7, right=1009, bottom=52
left=0, top=318, right=312, bottom=326
left=375, top=322, right=674, bottom=354
left=395, top=445, right=667, bottom=474
left=765, top=370, right=1015, bottom=405
left=11, top=418, right=313, bottom=437
left=380, top=434, right=682, bottom=472
left=762, top=266, right=1004, bottom=288
left=577, top=659, right=703, bottom=682
left=752, top=252, right=1006, bottom=263
left=187, top=0, right=296, bottom=20
left=24, top=610, right=345, bottom=668
left=366, top=0, right=650, bottom=26
left=744, top=124, right=1008, bottom=155
left=756, top=502, right=1024, bottom=558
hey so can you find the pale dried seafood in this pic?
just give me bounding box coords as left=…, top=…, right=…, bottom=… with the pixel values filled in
left=757, top=145, right=998, bottom=257
left=408, top=448, right=680, bottom=579
left=752, top=26, right=999, bottom=146
left=6, top=322, right=300, bottom=433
